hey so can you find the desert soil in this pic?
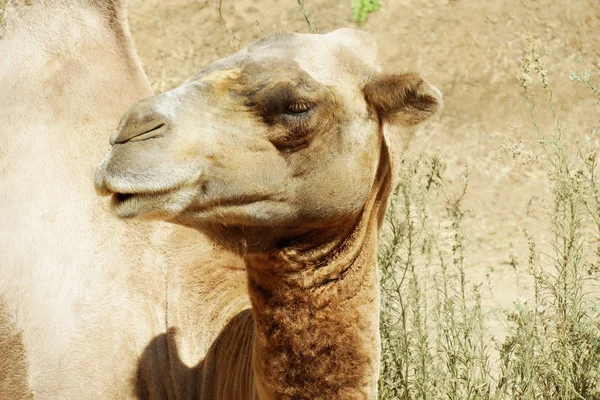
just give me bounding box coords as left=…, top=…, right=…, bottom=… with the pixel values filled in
left=128, top=0, right=600, bottom=364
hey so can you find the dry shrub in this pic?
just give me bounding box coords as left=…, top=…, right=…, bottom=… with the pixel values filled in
left=378, top=39, right=600, bottom=399
left=0, top=0, right=6, bottom=24
left=378, top=154, right=492, bottom=399
left=495, top=39, right=600, bottom=400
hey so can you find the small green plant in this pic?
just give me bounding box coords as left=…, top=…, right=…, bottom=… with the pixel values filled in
left=352, top=0, right=382, bottom=23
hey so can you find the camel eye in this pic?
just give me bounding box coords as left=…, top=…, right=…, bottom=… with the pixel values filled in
left=287, top=102, right=313, bottom=113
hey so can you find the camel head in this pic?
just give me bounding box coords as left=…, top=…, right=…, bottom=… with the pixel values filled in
left=95, top=28, right=442, bottom=251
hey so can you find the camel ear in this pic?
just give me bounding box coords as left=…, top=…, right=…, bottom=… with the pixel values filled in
left=364, top=73, right=442, bottom=126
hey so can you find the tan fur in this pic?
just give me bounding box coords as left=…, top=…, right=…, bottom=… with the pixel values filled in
left=0, top=1, right=157, bottom=397
left=0, top=298, right=31, bottom=400
left=1, top=1, right=248, bottom=398
left=96, top=28, right=441, bottom=399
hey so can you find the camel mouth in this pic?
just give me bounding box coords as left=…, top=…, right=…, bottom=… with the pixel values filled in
left=110, top=188, right=169, bottom=205
left=94, top=161, right=202, bottom=219
left=114, top=192, right=134, bottom=203
left=110, top=192, right=145, bottom=217
left=106, top=183, right=199, bottom=220
left=109, top=189, right=173, bottom=218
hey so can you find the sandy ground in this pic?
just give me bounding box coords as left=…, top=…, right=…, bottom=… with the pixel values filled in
left=128, top=0, right=600, bottom=361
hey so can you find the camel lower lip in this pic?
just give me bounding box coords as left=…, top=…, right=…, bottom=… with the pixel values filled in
left=109, top=189, right=176, bottom=218
left=111, top=193, right=138, bottom=212
left=110, top=192, right=147, bottom=218
left=110, top=187, right=174, bottom=206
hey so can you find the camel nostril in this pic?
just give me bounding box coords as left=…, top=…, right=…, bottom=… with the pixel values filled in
left=110, top=122, right=167, bottom=145
left=110, top=110, right=170, bottom=145
left=128, top=123, right=166, bottom=142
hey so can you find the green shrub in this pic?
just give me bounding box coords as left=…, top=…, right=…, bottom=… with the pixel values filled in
left=352, top=0, right=382, bottom=23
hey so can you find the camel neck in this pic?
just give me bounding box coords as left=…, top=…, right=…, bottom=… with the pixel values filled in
left=244, top=139, right=392, bottom=399
left=245, top=226, right=381, bottom=400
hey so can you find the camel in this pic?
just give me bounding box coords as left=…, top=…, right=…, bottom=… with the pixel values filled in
left=95, top=28, right=442, bottom=399
left=1, top=0, right=247, bottom=398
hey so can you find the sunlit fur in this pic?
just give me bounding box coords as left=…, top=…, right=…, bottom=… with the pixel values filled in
left=0, top=1, right=248, bottom=398
left=96, top=28, right=442, bottom=399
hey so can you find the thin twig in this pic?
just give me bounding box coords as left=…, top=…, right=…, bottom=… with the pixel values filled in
left=218, top=0, right=240, bottom=52
left=297, top=0, right=317, bottom=33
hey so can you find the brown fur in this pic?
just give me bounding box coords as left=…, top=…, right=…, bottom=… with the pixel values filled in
left=247, top=141, right=392, bottom=399
left=364, top=73, right=443, bottom=126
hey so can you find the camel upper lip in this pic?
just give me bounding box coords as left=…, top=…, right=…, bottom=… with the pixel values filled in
left=96, top=181, right=180, bottom=201
left=94, top=168, right=185, bottom=198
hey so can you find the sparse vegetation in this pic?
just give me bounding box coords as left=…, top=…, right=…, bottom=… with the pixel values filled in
left=378, top=40, right=600, bottom=399
left=378, top=153, right=493, bottom=399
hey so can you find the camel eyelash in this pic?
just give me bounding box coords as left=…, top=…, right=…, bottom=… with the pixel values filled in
left=286, top=102, right=314, bottom=114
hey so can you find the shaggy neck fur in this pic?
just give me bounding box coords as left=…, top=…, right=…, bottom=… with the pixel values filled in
left=245, top=138, right=392, bottom=400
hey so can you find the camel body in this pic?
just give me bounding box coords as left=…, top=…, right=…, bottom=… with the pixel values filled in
left=0, top=1, right=248, bottom=398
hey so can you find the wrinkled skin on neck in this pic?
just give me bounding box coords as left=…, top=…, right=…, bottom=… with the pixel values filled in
left=95, top=28, right=441, bottom=399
